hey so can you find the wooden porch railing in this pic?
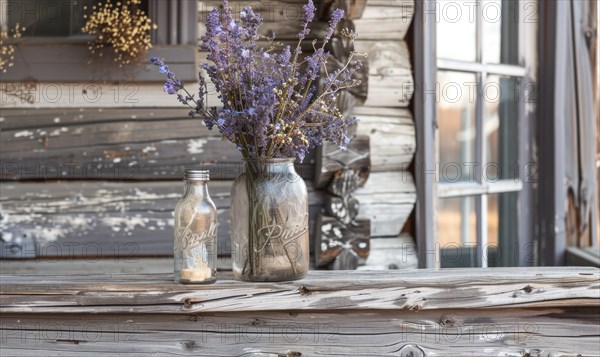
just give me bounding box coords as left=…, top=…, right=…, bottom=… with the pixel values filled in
left=1, top=267, right=598, bottom=356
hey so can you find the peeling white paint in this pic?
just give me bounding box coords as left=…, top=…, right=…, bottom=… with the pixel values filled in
left=53, top=117, right=60, bottom=123
left=101, top=216, right=146, bottom=233
left=14, top=130, right=34, bottom=138
left=132, top=188, right=179, bottom=201
left=142, top=146, right=157, bottom=154
left=187, top=139, right=207, bottom=154
left=113, top=158, right=122, bottom=163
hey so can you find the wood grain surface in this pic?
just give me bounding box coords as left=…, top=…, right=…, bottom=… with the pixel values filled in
left=0, top=267, right=598, bottom=356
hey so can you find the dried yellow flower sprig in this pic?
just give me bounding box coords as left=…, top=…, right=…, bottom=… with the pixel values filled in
left=0, top=24, right=24, bottom=73
left=82, top=0, right=157, bottom=67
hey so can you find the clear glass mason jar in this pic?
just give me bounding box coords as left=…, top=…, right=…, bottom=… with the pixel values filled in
left=231, top=158, right=309, bottom=281
left=174, top=170, right=217, bottom=284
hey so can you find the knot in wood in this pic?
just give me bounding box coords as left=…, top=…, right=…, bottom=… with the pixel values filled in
left=277, top=352, right=302, bottom=357
left=298, top=286, right=312, bottom=296
left=182, top=340, right=196, bottom=351
left=189, top=314, right=202, bottom=322
left=522, top=285, right=534, bottom=293
left=438, top=314, right=457, bottom=327
left=183, top=297, right=194, bottom=308
left=409, top=304, right=422, bottom=312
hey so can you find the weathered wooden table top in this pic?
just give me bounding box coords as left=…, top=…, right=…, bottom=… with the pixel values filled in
left=1, top=267, right=599, bottom=356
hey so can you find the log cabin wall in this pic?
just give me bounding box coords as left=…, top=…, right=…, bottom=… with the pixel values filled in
left=0, top=0, right=416, bottom=269
left=353, top=0, right=416, bottom=269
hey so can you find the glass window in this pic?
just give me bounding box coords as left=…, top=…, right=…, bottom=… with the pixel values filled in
left=438, top=71, right=478, bottom=183
left=437, top=0, right=477, bottom=62
left=485, top=75, right=520, bottom=181
left=482, top=0, right=520, bottom=65
left=439, top=196, right=478, bottom=268
left=487, top=192, right=519, bottom=267
left=7, top=0, right=104, bottom=37
left=435, top=0, right=527, bottom=268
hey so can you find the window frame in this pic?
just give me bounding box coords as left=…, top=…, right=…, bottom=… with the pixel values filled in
left=0, top=0, right=197, bottom=82
left=414, top=0, right=538, bottom=268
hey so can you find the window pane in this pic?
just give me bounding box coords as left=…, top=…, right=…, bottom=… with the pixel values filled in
left=485, top=75, right=520, bottom=181
left=439, top=196, right=478, bottom=267
left=437, top=0, right=477, bottom=61
left=7, top=0, right=97, bottom=37
left=482, top=0, right=519, bottom=65
left=487, top=192, right=519, bottom=267
left=438, top=71, right=477, bottom=183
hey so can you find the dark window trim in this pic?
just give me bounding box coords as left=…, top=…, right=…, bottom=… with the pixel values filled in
left=2, top=0, right=197, bottom=82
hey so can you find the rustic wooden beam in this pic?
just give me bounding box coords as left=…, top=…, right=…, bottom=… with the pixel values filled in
left=1, top=268, right=597, bottom=312
left=0, top=268, right=598, bottom=355
left=354, top=172, right=416, bottom=237
left=0, top=181, right=323, bottom=259
left=354, top=40, right=413, bottom=107
left=354, top=106, right=415, bottom=172
left=0, top=108, right=316, bottom=181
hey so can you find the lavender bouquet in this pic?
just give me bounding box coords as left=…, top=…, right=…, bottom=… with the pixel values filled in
left=153, top=0, right=364, bottom=281
left=151, top=0, right=363, bottom=162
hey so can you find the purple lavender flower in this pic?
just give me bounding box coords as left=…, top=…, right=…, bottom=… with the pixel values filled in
left=325, top=9, right=345, bottom=41
left=151, top=1, right=362, bottom=162
left=298, top=0, right=316, bottom=40
left=151, top=57, right=184, bottom=95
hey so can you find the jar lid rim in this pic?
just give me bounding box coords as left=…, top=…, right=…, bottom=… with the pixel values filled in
left=184, top=170, right=210, bottom=181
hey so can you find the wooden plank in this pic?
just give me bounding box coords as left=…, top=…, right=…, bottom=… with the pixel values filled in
left=354, top=172, right=416, bottom=237
left=0, top=257, right=233, bottom=274
left=0, top=46, right=197, bottom=82
left=198, top=1, right=330, bottom=41
left=353, top=2, right=414, bottom=41
left=358, top=234, right=418, bottom=270
left=354, top=106, right=416, bottom=172
left=0, top=181, right=323, bottom=258
left=354, top=40, right=414, bottom=107
left=0, top=306, right=598, bottom=356
left=0, top=108, right=316, bottom=180
left=0, top=83, right=197, bottom=109
left=0, top=268, right=598, bottom=313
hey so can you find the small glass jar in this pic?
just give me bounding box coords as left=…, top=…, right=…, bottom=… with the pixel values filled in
left=174, top=170, right=217, bottom=284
